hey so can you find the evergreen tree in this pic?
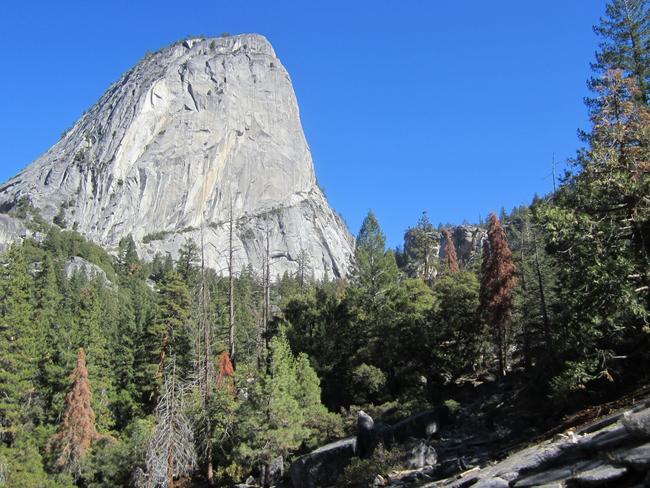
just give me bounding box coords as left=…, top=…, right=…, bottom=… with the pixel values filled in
left=591, top=0, right=650, bottom=103
left=148, top=270, right=193, bottom=391
left=77, top=282, right=115, bottom=431
left=33, top=254, right=63, bottom=417
left=117, top=235, right=140, bottom=276
left=540, top=69, right=650, bottom=396
left=349, top=211, right=399, bottom=313
left=432, top=271, right=483, bottom=376
left=234, top=335, right=334, bottom=486
left=176, top=239, right=200, bottom=289
left=0, top=245, right=37, bottom=441
left=402, top=212, right=438, bottom=282
left=345, top=211, right=399, bottom=397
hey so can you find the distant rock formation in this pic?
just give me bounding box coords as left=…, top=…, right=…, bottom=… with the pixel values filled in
left=0, top=34, right=354, bottom=279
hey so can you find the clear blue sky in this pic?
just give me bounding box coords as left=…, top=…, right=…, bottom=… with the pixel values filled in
left=0, top=1, right=607, bottom=247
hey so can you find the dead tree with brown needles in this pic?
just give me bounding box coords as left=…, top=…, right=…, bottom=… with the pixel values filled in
left=443, top=228, right=460, bottom=274
left=479, top=213, right=518, bottom=377
left=48, top=348, right=101, bottom=475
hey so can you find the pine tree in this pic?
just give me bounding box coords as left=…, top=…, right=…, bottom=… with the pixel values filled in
left=591, top=0, right=650, bottom=103
left=234, top=336, right=327, bottom=486
left=148, top=271, right=193, bottom=390
left=479, top=214, right=518, bottom=376
left=443, top=228, right=460, bottom=274
left=351, top=211, right=399, bottom=307
left=77, top=282, right=115, bottom=430
left=402, top=212, right=437, bottom=282
left=48, top=348, right=100, bottom=475
left=346, top=211, right=399, bottom=385
left=0, top=245, right=37, bottom=441
left=432, top=271, right=483, bottom=375
left=34, top=254, right=67, bottom=422
left=176, top=239, right=200, bottom=289
left=117, top=234, right=140, bottom=275
left=540, top=70, right=650, bottom=396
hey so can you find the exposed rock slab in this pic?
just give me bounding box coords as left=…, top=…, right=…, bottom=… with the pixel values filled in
left=0, top=34, right=353, bottom=279
left=418, top=402, right=650, bottom=488
left=64, top=256, right=113, bottom=287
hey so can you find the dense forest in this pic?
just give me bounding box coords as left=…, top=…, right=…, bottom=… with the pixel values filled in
left=0, top=1, right=649, bottom=487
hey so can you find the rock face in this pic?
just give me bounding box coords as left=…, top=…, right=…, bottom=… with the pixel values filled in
left=63, top=256, right=113, bottom=287
left=0, top=34, right=354, bottom=278
left=0, top=214, right=30, bottom=253
left=441, top=225, right=486, bottom=264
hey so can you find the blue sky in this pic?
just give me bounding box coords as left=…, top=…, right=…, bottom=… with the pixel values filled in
left=0, top=1, right=606, bottom=247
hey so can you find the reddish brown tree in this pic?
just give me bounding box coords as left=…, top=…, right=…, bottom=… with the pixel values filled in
left=479, top=214, right=518, bottom=376
left=443, top=228, right=460, bottom=274
left=216, top=351, right=236, bottom=395
left=48, top=348, right=100, bottom=474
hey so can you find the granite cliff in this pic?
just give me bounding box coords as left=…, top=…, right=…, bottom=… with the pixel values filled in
left=0, top=34, right=354, bottom=278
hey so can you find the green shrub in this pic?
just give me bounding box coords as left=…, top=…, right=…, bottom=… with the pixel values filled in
left=443, top=399, right=461, bottom=415
left=339, top=444, right=403, bottom=487
left=351, top=363, right=386, bottom=404
left=142, top=231, right=169, bottom=244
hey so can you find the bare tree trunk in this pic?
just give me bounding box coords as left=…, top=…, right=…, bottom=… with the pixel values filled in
left=167, top=364, right=177, bottom=488
left=497, top=325, right=507, bottom=378
left=228, top=199, right=236, bottom=367
left=264, top=229, right=271, bottom=359
left=200, top=215, right=214, bottom=485
left=521, top=221, right=531, bottom=370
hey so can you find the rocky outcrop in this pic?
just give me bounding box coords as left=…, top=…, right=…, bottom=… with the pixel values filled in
left=0, top=34, right=354, bottom=279
left=289, top=406, right=451, bottom=488
left=0, top=214, right=30, bottom=252
left=441, top=226, right=486, bottom=264
left=289, top=437, right=357, bottom=488
left=402, top=224, right=486, bottom=281
left=374, top=399, right=650, bottom=488
left=63, top=256, right=113, bottom=287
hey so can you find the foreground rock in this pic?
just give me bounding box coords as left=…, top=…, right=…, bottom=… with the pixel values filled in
left=0, top=34, right=353, bottom=279
left=421, top=399, right=650, bottom=487
left=290, top=406, right=451, bottom=488
left=289, top=437, right=357, bottom=488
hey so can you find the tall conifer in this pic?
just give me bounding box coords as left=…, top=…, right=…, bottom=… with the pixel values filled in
left=0, top=245, right=37, bottom=441
left=479, top=214, right=518, bottom=376
left=443, top=228, right=460, bottom=274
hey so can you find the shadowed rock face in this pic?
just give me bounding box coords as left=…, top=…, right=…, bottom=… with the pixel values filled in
left=289, top=437, right=357, bottom=488
left=289, top=407, right=451, bottom=488
left=0, top=34, right=354, bottom=278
